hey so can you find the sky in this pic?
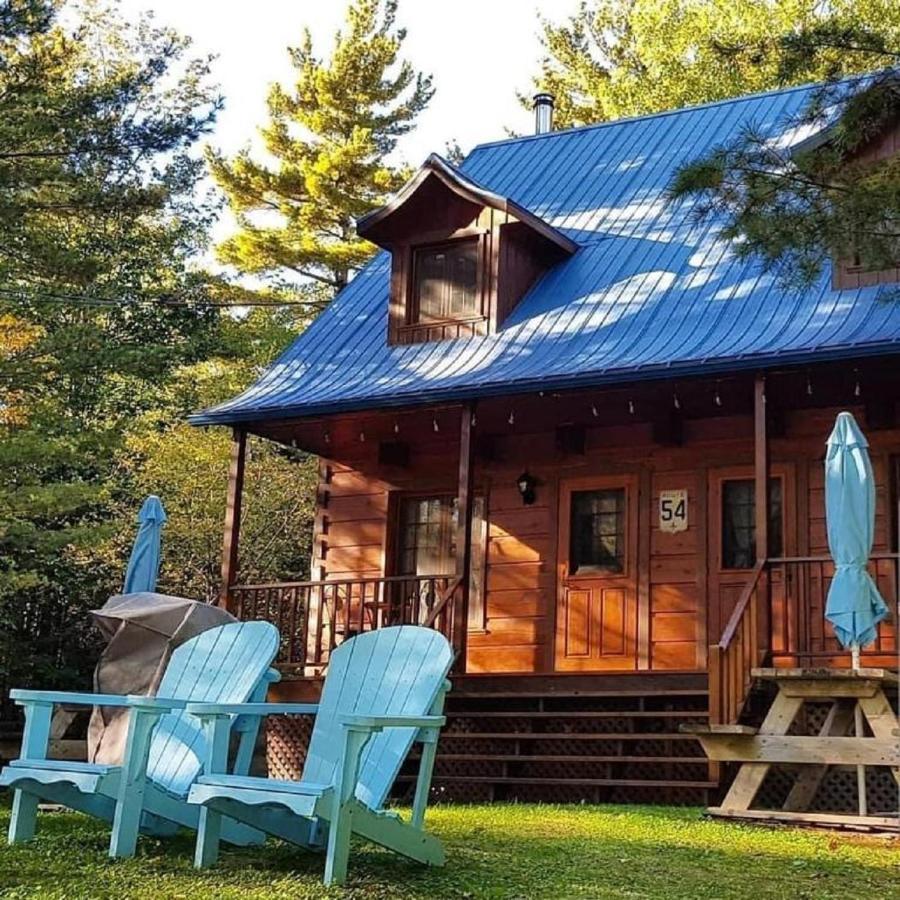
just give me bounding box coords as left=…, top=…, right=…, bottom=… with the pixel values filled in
left=118, top=0, right=582, bottom=166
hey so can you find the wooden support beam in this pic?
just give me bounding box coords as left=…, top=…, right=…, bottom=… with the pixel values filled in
left=754, top=374, right=769, bottom=563
left=696, top=735, right=900, bottom=767
left=636, top=468, right=651, bottom=671
left=753, top=374, right=770, bottom=650
left=454, top=403, right=476, bottom=672
left=782, top=700, right=855, bottom=812
left=715, top=691, right=802, bottom=813
left=220, top=429, right=247, bottom=611
left=707, top=807, right=900, bottom=832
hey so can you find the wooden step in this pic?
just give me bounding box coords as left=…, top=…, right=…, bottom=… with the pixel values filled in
left=448, top=689, right=708, bottom=701
left=416, top=677, right=714, bottom=803
left=399, top=775, right=718, bottom=789
left=451, top=673, right=709, bottom=698
left=416, top=753, right=708, bottom=764
left=440, top=731, right=702, bottom=741
left=446, top=710, right=709, bottom=720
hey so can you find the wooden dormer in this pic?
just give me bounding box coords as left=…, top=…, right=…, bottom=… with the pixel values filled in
left=831, top=116, right=900, bottom=290
left=357, top=154, right=578, bottom=346
left=790, top=88, right=900, bottom=292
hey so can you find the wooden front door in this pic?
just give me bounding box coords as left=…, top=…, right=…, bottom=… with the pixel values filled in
left=555, top=475, right=638, bottom=671
left=708, top=464, right=794, bottom=648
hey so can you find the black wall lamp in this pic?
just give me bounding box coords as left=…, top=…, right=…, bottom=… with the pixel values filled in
left=517, top=471, right=537, bottom=505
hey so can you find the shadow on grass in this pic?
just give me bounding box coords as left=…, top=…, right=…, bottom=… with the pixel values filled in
left=0, top=802, right=896, bottom=899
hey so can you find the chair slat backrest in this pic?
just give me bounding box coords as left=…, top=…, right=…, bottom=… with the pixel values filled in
left=302, top=626, right=453, bottom=810
left=145, top=621, right=279, bottom=797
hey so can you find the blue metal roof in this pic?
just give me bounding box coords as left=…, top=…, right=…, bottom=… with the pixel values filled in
left=193, top=80, right=900, bottom=426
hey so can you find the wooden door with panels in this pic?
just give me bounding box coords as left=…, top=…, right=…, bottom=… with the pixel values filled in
left=555, top=475, right=639, bottom=671
left=708, top=464, right=795, bottom=650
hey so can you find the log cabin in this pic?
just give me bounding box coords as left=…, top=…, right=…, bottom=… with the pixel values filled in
left=191, top=81, right=900, bottom=805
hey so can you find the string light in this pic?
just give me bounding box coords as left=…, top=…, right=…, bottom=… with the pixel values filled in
left=359, top=431, right=365, bottom=442
left=324, top=430, right=331, bottom=444
left=806, top=374, right=813, bottom=396
left=673, top=392, right=681, bottom=410
left=628, top=399, right=635, bottom=415
left=714, top=384, right=722, bottom=407
left=394, top=421, right=400, bottom=434
left=591, top=403, right=599, bottom=418
left=432, top=416, right=439, bottom=433
left=291, top=439, right=298, bottom=449
left=472, top=414, right=477, bottom=427
left=854, top=369, right=861, bottom=397
left=508, top=410, right=515, bottom=426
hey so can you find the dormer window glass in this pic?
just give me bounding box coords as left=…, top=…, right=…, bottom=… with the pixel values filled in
left=412, top=239, right=479, bottom=324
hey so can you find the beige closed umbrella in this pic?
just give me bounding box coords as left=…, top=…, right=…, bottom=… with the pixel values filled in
left=87, top=593, right=235, bottom=764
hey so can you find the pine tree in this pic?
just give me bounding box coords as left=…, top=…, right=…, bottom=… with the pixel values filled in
left=669, top=21, right=900, bottom=285
left=529, top=0, right=900, bottom=129
left=209, top=0, right=433, bottom=293
left=530, top=1, right=900, bottom=284
left=0, top=0, right=223, bottom=708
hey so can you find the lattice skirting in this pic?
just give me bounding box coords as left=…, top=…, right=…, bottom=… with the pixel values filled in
left=265, top=715, right=313, bottom=781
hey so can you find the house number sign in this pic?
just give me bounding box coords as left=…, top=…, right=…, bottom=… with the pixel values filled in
left=659, top=489, right=688, bottom=533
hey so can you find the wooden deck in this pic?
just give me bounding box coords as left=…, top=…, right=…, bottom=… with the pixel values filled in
left=269, top=671, right=717, bottom=804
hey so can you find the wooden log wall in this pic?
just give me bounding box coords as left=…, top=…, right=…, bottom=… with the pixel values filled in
left=308, top=401, right=900, bottom=676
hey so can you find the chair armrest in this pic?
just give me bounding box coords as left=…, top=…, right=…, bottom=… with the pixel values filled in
left=187, top=702, right=319, bottom=718
left=10, top=689, right=185, bottom=711
left=338, top=714, right=446, bottom=731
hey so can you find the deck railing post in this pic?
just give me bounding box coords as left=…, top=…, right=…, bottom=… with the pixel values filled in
left=753, top=374, right=771, bottom=655
left=454, top=402, right=476, bottom=672
left=219, top=429, right=247, bottom=612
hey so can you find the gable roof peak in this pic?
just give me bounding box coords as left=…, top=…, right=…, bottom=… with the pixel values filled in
left=356, top=152, right=578, bottom=255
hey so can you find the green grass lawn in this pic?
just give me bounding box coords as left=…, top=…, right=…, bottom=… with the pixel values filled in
left=0, top=802, right=897, bottom=899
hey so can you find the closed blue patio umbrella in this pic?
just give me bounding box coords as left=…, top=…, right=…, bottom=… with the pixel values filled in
left=824, top=412, right=890, bottom=667
left=122, top=495, right=167, bottom=594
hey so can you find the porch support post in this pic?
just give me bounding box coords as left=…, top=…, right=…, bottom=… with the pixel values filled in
left=753, top=374, right=770, bottom=650
left=454, top=402, right=476, bottom=671
left=220, top=428, right=247, bottom=611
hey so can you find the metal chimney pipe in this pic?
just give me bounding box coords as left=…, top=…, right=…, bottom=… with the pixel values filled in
left=533, top=93, right=554, bottom=135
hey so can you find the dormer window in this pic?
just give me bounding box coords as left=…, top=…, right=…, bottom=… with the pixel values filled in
left=356, top=154, right=577, bottom=346
left=834, top=240, right=900, bottom=290
left=413, top=239, right=480, bottom=324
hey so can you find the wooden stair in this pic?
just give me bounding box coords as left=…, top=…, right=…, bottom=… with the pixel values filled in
left=398, top=673, right=718, bottom=804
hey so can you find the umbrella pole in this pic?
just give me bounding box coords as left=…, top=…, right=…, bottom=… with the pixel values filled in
left=850, top=642, right=867, bottom=816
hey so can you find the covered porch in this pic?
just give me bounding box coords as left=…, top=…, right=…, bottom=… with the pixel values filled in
left=215, top=361, right=900, bottom=722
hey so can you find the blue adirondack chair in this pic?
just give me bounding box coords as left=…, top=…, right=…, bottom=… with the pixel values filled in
left=0, top=621, right=281, bottom=858
left=186, top=625, right=454, bottom=885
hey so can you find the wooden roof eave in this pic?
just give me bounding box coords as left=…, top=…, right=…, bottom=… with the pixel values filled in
left=356, top=153, right=578, bottom=256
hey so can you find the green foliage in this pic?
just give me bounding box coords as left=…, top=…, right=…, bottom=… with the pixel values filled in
left=0, top=0, right=226, bottom=710
left=532, top=1, right=900, bottom=283
left=0, top=3, right=320, bottom=715
left=669, top=43, right=900, bottom=283
left=0, top=803, right=897, bottom=898
left=530, top=1, right=900, bottom=129
left=109, top=355, right=319, bottom=604
left=208, top=0, right=432, bottom=291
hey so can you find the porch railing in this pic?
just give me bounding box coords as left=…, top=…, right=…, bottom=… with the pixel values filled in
left=709, top=552, right=900, bottom=725
left=228, top=574, right=463, bottom=673
left=768, top=552, right=900, bottom=665
left=708, top=559, right=769, bottom=726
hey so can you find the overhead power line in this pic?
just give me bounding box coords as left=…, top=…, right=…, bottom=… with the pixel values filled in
left=0, top=284, right=327, bottom=309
